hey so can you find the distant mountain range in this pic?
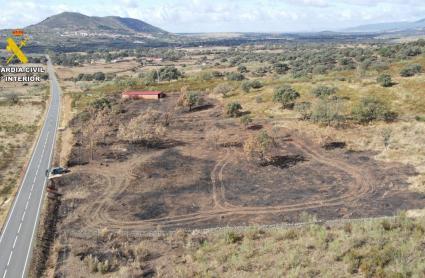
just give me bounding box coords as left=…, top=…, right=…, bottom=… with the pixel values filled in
left=1, top=12, right=425, bottom=52
left=343, top=18, right=425, bottom=33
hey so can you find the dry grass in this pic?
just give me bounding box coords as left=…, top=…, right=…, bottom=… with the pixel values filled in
left=51, top=215, right=425, bottom=277
left=0, top=82, right=47, bottom=227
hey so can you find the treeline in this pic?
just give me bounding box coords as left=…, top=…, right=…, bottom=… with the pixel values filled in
left=74, top=72, right=115, bottom=82
left=51, top=40, right=425, bottom=81
left=0, top=56, right=48, bottom=65
left=50, top=48, right=186, bottom=66
left=212, top=40, right=425, bottom=78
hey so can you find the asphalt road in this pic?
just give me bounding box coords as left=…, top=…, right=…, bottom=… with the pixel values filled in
left=0, top=58, right=60, bottom=278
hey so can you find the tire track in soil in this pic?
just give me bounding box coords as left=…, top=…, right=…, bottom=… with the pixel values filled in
left=210, top=150, right=229, bottom=210
left=81, top=133, right=379, bottom=231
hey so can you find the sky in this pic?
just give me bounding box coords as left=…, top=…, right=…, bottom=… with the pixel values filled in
left=0, top=0, right=425, bottom=33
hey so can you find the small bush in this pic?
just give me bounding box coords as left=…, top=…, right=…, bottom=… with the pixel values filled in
left=311, top=86, right=336, bottom=98
left=294, top=102, right=312, bottom=120
left=415, top=115, right=425, bottom=122
left=158, top=66, right=182, bottom=81
left=243, top=130, right=275, bottom=163
left=358, top=246, right=397, bottom=277
left=198, top=71, right=214, bottom=80
left=351, top=96, right=396, bottom=123
left=400, top=64, right=422, bottom=77
left=240, top=80, right=252, bottom=93
left=273, top=85, right=300, bottom=109
left=239, top=79, right=263, bottom=92
left=93, top=71, right=106, bottom=81
left=226, top=102, right=242, bottom=117
left=98, top=260, right=110, bottom=274
left=85, top=255, right=99, bottom=273
left=178, top=88, right=202, bottom=111
left=310, top=98, right=345, bottom=126
left=225, top=231, right=243, bottom=244
left=273, top=62, right=289, bottom=74
left=135, top=242, right=151, bottom=261
left=377, top=74, right=393, bottom=87
left=250, top=80, right=263, bottom=89
left=370, top=61, right=389, bottom=72
left=237, top=65, right=248, bottom=73
left=226, top=72, right=245, bottom=81
left=213, top=83, right=233, bottom=97
left=240, top=115, right=253, bottom=127
left=90, top=97, right=111, bottom=110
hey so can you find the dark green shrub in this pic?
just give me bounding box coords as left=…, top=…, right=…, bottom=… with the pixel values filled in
left=93, top=72, right=106, bottom=81
left=90, top=97, right=111, bottom=110
left=351, top=96, right=396, bottom=123
left=226, top=102, right=242, bottom=117
left=415, top=115, right=425, bottom=122
left=403, top=47, right=422, bottom=57
left=377, top=74, right=393, bottom=87
left=400, top=64, right=422, bottom=77
left=253, top=67, right=269, bottom=77
left=178, top=91, right=201, bottom=111
left=273, top=85, right=300, bottom=109
left=225, top=231, right=243, bottom=244
left=273, top=62, right=289, bottom=74
left=158, top=66, right=182, bottom=81
left=237, top=65, right=248, bottom=73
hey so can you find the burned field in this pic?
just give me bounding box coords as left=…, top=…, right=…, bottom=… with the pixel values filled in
left=57, top=93, right=425, bottom=232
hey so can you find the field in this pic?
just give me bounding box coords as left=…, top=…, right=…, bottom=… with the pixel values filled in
left=37, top=41, right=425, bottom=277
left=54, top=94, right=425, bottom=234
left=0, top=68, right=48, bottom=227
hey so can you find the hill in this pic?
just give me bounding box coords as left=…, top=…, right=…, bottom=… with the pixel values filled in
left=0, top=12, right=177, bottom=52
left=27, top=12, right=167, bottom=35
left=344, top=17, right=425, bottom=33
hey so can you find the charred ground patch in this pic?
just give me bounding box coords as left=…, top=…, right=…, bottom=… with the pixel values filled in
left=260, top=154, right=307, bottom=169
left=224, top=155, right=354, bottom=207
left=113, top=149, right=216, bottom=221
left=58, top=93, right=425, bottom=232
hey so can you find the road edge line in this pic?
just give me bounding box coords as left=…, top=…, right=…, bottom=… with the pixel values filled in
left=0, top=62, right=53, bottom=244
left=21, top=60, right=61, bottom=278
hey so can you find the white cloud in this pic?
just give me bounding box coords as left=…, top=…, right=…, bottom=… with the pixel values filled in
left=0, top=0, right=425, bottom=32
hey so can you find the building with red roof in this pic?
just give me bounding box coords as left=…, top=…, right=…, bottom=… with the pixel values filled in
left=122, top=91, right=165, bottom=100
